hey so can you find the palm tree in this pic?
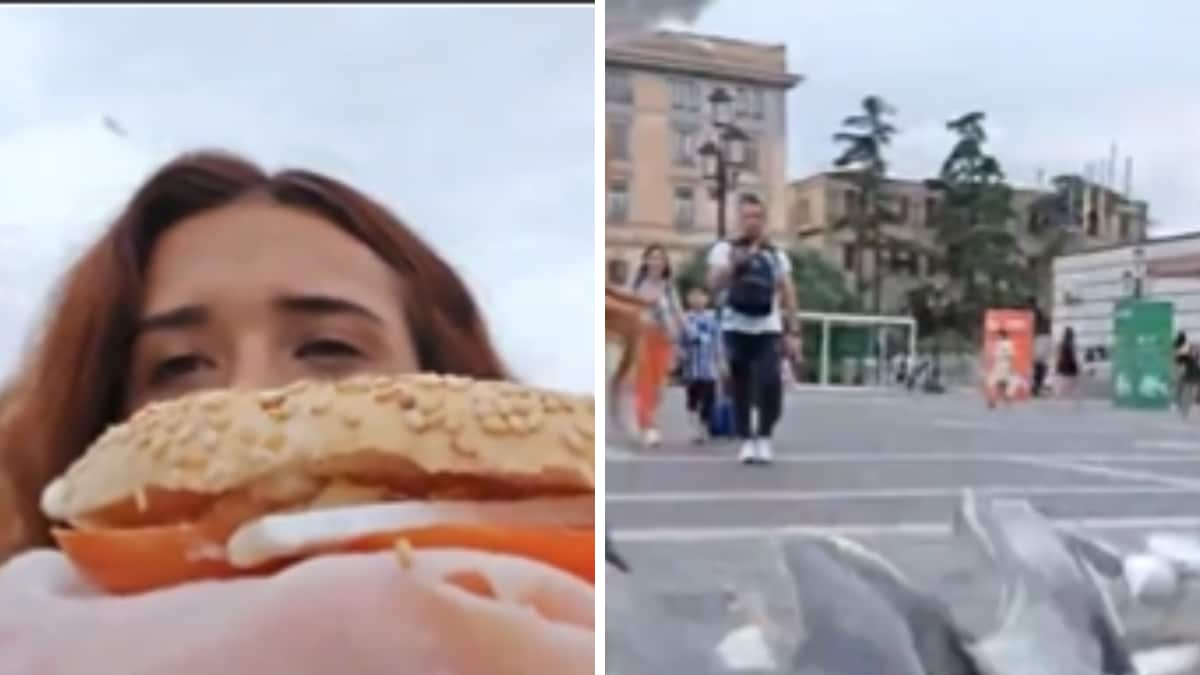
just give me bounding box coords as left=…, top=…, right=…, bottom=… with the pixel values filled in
left=833, top=95, right=898, bottom=313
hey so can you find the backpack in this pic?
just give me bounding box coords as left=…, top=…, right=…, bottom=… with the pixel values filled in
left=725, top=240, right=777, bottom=317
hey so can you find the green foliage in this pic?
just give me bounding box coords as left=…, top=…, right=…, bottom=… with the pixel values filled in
left=927, top=111, right=1025, bottom=334
left=832, top=95, right=900, bottom=312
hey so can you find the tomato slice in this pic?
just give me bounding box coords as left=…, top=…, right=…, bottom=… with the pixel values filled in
left=54, top=523, right=594, bottom=595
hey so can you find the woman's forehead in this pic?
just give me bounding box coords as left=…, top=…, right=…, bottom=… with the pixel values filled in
left=141, top=201, right=402, bottom=316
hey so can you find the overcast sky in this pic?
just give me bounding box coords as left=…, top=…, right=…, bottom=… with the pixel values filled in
left=0, top=5, right=594, bottom=393
left=691, top=0, right=1200, bottom=233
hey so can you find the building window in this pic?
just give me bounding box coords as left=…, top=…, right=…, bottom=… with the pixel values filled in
left=733, top=86, right=766, bottom=120
left=606, top=70, right=633, bottom=104
left=743, top=134, right=760, bottom=173
left=924, top=197, right=938, bottom=227
left=608, top=119, right=630, bottom=161
left=792, top=198, right=811, bottom=226
left=673, top=185, right=696, bottom=230
left=890, top=248, right=917, bottom=275
left=671, top=125, right=698, bottom=166
left=842, top=244, right=856, bottom=271
left=844, top=190, right=859, bottom=215
left=893, top=195, right=910, bottom=225
left=607, top=181, right=630, bottom=223
left=670, top=78, right=700, bottom=112
left=750, top=88, right=765, bottom=120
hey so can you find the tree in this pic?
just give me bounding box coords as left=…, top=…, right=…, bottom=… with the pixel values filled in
left=832, top=95, right=899, bottom=314
left=926, top=111, right=1023, bottom=335
left=675, top=245, right=857, bottom=313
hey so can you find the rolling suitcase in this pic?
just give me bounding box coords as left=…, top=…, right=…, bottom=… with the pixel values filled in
left=709, top=389, right=735, bottom=438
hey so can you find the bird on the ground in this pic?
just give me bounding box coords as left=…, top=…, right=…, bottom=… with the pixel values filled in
left=606, top=529, right=630, bottom=573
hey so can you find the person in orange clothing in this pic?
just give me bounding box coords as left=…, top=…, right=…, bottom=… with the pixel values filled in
left=629, top=244, right=685, bottom=447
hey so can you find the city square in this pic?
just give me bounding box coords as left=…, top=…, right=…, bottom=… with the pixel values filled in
left=607, top=388, right=1200, bottom=673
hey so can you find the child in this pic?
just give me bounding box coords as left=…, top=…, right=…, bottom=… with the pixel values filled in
left=679, top=287, right=722, bottom=443
left=987, top=328, right=1015, bottom=409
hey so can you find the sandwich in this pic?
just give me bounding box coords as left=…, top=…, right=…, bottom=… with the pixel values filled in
left=40, top=373, right=595, bottom=594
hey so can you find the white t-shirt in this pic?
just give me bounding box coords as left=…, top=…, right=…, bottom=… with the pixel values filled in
left=992, top=339, right=1015, bottom=374
left=707, top=240, right=792, bottom=334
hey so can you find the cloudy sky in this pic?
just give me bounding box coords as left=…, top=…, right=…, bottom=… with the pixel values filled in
left=0, top=6, right=594, bottom=393
left=691, top=0, right=1200, bottom=233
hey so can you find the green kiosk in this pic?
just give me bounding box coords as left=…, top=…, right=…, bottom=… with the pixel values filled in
left=1112, top=298, right=1174, bottom=410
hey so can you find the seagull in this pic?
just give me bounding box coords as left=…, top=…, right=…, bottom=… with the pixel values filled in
left=953, top=489, right=1137, bottom=675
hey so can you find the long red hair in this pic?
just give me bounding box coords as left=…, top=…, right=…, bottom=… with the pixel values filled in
left=0, top=151, right=508, bottom=559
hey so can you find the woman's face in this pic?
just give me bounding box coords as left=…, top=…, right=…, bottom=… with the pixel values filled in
left=644, top=248, right=667, bottom=276
left=126, top=199, right=419, bottom=411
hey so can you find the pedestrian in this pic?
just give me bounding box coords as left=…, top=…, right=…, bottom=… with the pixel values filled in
left=679, top=287, right=722, bottom=443
left=706, top=194, right=800, bottom=465
left=1054, top=326, right=1081, bottom=407
left=630, top=243, right=686, bottom=447
left=986, top=328, right=1015, bottom=409
left=1174, top=331, right=1200, bottom=417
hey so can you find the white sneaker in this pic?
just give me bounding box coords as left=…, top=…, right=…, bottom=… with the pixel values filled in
left=643, top=428, right=661, bottom=448
left=692, top=414, right=709, bottom=444
left=755, top=438, right=774, bottom=464
left=737, top=440, right=756, bottom=465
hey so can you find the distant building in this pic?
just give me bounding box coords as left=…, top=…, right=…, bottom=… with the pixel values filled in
left=604, top=31, right=801, bottom=284
left=787, top=171, right=1148, bottom=314
left=1053, top=234, right=1200, bottom=361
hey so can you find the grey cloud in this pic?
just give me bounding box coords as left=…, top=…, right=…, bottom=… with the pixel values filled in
left=0, top=6, right=594, bottom=392
left=694, top=0, right=1200, bottom=231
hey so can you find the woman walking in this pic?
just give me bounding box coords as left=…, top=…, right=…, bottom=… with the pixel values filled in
left=1175, top=332, right=1200, bottom=418
left=1055, top=327, right=1081, bottom=407
left=630, top=244, right=685, bottom=447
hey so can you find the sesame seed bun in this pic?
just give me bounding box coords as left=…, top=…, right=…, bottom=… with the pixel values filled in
left=42, top=373, right=594, bottom=528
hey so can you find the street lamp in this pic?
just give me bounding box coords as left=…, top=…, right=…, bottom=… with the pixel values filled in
left=699, top=86, right=748, bottom=240
left=1132, top=246, right=1147, bottom=299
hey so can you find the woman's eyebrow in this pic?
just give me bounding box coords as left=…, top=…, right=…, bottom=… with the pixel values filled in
left=274, top=294, right=384, bottom=324
left=137, top=305, right=209, bottom=335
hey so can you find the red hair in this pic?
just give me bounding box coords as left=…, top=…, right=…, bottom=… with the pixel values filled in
left=0, top=151, right=508, bottom=558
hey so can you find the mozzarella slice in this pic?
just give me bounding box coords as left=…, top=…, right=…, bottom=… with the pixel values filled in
left=226, top=496, right=594, bottom=568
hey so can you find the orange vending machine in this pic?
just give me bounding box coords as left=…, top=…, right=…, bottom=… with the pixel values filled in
left=981, top=309, right=1035, bottom=400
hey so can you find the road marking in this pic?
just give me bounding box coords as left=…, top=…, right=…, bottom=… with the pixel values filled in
left=1136, top=439, right=1200, bottom=451
left=610, top=516, right=1200, bottom=543
left=606, top=452, right=1200, bottom=464
left=927, top=417, right=1191, bottom=437
left=606, top=484, right=1192, bottom=503
left=1008, top=455, right=1200, bottom=491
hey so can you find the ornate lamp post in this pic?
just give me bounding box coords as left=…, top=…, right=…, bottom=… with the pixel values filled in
left=697, top=87, right=748, bottom=240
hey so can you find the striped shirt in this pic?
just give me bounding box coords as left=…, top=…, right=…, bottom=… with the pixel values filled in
left=679, top=310, right=722, bottom=382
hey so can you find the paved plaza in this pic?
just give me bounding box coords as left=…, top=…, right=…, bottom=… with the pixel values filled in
left=606, top=387, right=1200, bottom=673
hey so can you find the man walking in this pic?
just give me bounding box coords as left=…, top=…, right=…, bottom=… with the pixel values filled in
left=706, top=194, right=799, bottom=465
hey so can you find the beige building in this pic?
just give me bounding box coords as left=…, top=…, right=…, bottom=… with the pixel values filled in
left=788, top=172, right=1148, bottom=313
left=605, top=31, right=801, bottom=283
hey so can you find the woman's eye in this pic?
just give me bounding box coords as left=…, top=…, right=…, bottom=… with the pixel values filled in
left=296, top=339, right=363, bottom=361
left=149, top=354, right=208, bottom=385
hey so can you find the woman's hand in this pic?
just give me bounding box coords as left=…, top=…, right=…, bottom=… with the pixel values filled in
left=0, top=547, right=593, bottom=675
